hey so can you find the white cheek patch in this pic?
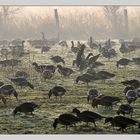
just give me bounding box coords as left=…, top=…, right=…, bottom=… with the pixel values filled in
left=57, top=92, right=63, bottom=95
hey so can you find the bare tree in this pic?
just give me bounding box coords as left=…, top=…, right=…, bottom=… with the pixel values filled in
left=103, top=6, right=123, bottom=38
left=0, top=6, right=22, bottom=39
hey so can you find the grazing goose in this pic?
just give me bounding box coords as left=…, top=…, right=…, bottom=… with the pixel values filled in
left=42, top=70, right=53, bottom=80
left=13, top=102, right=39, bottom=117
left=32, top=62, right=56, bottom=74
left=72, top=108, right=104, bottom=127
left=92, top=95, right=121, bottom=109
left=125, top=90, right=137, bottom=104
left=57, top=65, right=74, bottom=77
left=97, top=71, right=115, bottom=79
left=132, top=57, right=140, bottom=64
left=123, top=86, right=135, bottom=94
left=10, top=77, right=34, bottom=89
left=116, top=58, right=133, bottom=68
left=0, top=59, right=21, bottom=68
left=104, top=116, right=140, bottom=132
left=51, top=56, right=65, bottom=65
left=117, top=104, right=133, bottom=118
left=75, top=73, right=98, bottom=86
left=87, top=89, right=99, bottom=102
left=48, top=86, right=66, bottom=100
left=15, top=71, right=29, bottom=79
left=0, top=85, right=18, bottom=99
left=53, top=113, right=80, bottom=130
left=71, top=41, right=79, bottom=54
left=121, top=79, right=140, bottom=89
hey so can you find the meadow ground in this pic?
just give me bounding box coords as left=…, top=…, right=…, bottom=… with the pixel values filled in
left=0, top=40, right=139, bottom=134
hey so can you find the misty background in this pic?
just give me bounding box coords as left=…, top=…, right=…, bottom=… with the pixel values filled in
left=0, top=6, right=140, bottom=40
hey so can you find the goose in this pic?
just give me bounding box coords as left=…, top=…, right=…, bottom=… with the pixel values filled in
left=50, top=56, right=65, bottom=65
left=125, top=90, right=137, bottom=104
left=87, top=89, right=99, bottom=102
left=121, top=79, right=140, bottom=89
left=75, top=44, right=86, bottom=68
left=10, top=77, right=34, bottom=89
left=117, top=104, right=133, bottom=118
left=15, top=71, right=29, bottom=79
left=92, top=95, right=121, bottom=109
left=123, top=86, right=135, bottom=94
left=116, top=58, right=133, bottom=68
left=13, top=102, right=39, bottom=117
left=42, top=70, right=53, bottom=80
left=72, top=108, right=104, bottom=127
left=104, top=116, right=140, bottom=132
left=53, top=113, right=80, bottom=130
left=132, top=57, right=140, bottom=64
left=71, top=41, right=79, bottom=54
left=0, top=85, right=18, bottom=99
left=57, top=65, right=74, bottom=77
left=48, top=86, right=66, bottom=100
left=75, top=73, right=99, bottom=86
left=32, top=62, right=56, bottom=74
left=97, top=71, right=115, bottom=79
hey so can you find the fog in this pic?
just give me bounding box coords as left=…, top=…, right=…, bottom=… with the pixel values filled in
left=0, top=6, right=140, bottom=40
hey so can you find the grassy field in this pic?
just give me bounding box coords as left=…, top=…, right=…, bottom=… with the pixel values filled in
left=0, top=40, right=140, bottom=134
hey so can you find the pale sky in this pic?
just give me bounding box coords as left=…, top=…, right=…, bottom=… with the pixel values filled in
left=14, top=6, right=140, bottom=18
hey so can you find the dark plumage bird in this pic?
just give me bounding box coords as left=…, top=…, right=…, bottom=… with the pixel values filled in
left=42, top=70, right=53, bottom=80
left=72, top=108, right=104, bottom=127
left=133, top=57, right=140, bottom=64
left=88, top=54, right=100, bottom=66
left=48, top=86, right=66, bottom=100
left=0, top=81, right=4, bottom=87
left=123, top=86, right=135, bottom=94
left=13, top=102, right=39, bottom=116
left=125, top=90, right=137, bottom=104
left=57, top=65, right=74, bottom=77
left=71, top=41, right=79, bottom=54
left=75, top=44, right=86, bottom=68
left=136, top=88, right=140, bottom=97
left=97, top=71, right=115, bottom=79
left=87, top=89, right=99, bottom=102
left=104, top=116, right=140, bottom=132
left=116, top=58, right=133, bottom=68
left=32, top=62, right=56, bottom=73
left=53, top=113, right=80, bottom=130
left=102, top=48, right=117, bottom=60
left=51, top=56, right=65, bottom=65
left=0, top=85, right=18, bottom=99
left=92, top=95, right=121, bottom=109
left=121, top=79, right=140, bottom=89
left=15, top=71, right=29, bottom=79
left=120, top=43, right=135, bottom=54
left=117, top=104, right=133, bottom=118
left=10, top=77, right=34, bottom=89
left=75, top=73, right=98, bottom=86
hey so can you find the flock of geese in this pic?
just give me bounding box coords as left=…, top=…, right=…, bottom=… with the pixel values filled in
left=0, top=37, right=140, bottom=133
